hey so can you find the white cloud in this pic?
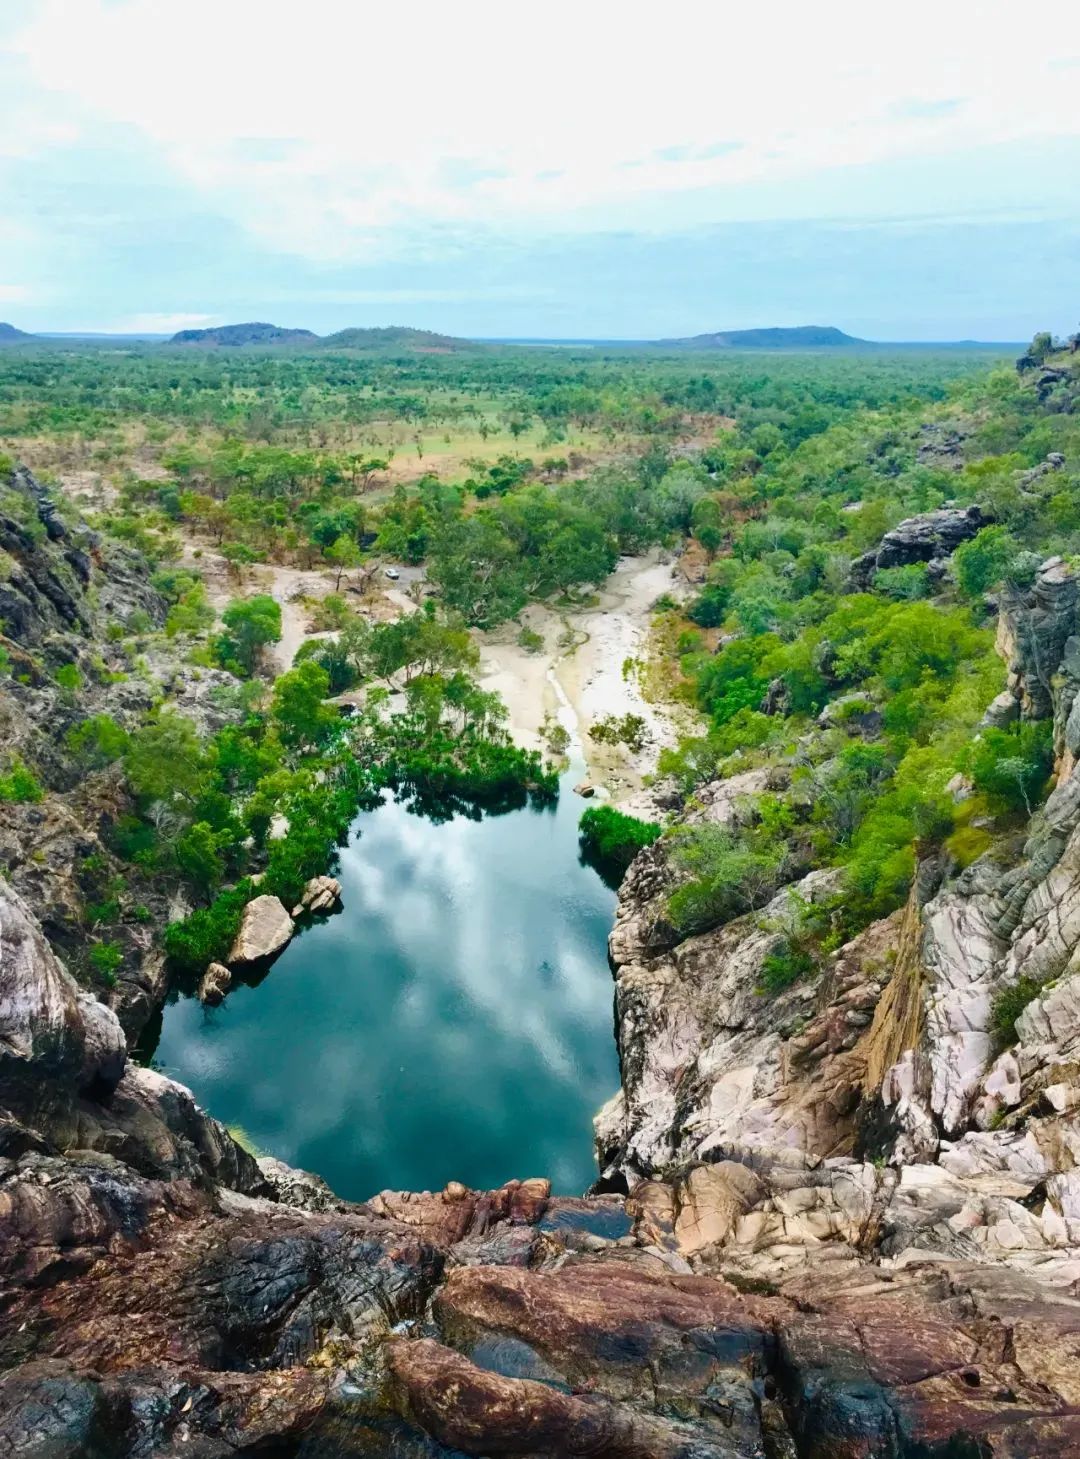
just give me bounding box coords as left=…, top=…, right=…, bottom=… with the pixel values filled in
left=5, top=0, right=1080, bottom=262
left=111, top=311, right=221, bottom=333
left=271, top=286, right=549, bottom=305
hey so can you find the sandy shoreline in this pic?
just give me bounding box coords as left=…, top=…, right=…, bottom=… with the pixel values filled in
left=478, top=552, right=696, bottom=809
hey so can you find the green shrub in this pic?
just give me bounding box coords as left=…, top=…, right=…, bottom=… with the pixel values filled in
left=86, top=898, right=121, bottom=927
left=991, top=976, right=1041, bottom=1044
left=109, top=815, right=157, bottom=864
left=163, top=883, right=253, bottom=974
left=953, top=527, right=1037, bottom=599
left=0, top=758, right=44, bottom=803
left=873, top=564, right=930, bottom=600
left=944, top=824, right=994, bottom=868
left=55, top=663, right=82, bottom=693
left=67, top=714, right=130, bottom=767
left=967, top=722, right=1053, bottom=816
left=89, top=941, right=123, bottom=986
left=758, top=943, right=815, bottom=995
left=590, top=713, right=649, bottom=754
left=667, top=826, right=786, bottom=934
left=174, top=821, right=226, bottom=899
left=687, top=581, right=731, bottom=628
left=579, top=804, right=661, bottom=882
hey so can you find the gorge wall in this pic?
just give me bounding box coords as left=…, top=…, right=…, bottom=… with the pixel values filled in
left=6, top=396, right=1080, bottom=1454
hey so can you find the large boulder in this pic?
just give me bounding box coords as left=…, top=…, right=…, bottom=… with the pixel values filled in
left=227, top=894, right=294, bottom=964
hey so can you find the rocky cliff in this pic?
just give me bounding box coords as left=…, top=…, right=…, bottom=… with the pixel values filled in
left=5, top=869, right=1080, bottom=1457
left=0, top=466, right=238, bottom=1039
left=6, top=436, right=1080, bottom=1451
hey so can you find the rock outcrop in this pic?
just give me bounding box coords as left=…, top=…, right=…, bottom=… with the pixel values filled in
left=849, top=503, right=988, bottom=588
left=291, top=874, right=342, bottom=918
left=0, top=465, right=235, bottom=1041
left=0, top=880, right=125, bottom=1137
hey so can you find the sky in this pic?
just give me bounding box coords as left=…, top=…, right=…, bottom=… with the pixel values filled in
left=1, top=0, right=1078, bottom=340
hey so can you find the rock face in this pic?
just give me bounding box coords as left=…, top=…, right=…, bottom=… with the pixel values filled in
left=227, top=893, right=294, bottom=963
left=0, top=464, right=218, bottom=1041
left=0, top=879, right=125, bottom=1135
left=994, top=555, right=1080, bottom=729
left=849, top=502, right=988, bottom=588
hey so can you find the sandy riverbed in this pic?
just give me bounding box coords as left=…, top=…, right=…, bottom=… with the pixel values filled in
left=478, top=552, right=696, bottom=808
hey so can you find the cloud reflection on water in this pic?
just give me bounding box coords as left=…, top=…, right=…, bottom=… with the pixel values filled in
left=154, top=778, right=619, bottom=1198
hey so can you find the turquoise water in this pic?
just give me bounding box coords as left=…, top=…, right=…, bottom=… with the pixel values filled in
left=150, top=768, right=619, bottom=1200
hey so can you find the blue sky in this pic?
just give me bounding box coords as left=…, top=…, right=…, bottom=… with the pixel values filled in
left=1, top=0, right=1078, bottom=340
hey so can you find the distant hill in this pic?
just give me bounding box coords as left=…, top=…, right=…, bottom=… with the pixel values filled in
left=169, top=322, right=319, bottom=347
left=0, top=322, right=35, bottom=344
left=164, top=321, right=474, bottom=352
left=318, top=325, right=472, bottom=353
left=668, top=325, right=868, bottom=349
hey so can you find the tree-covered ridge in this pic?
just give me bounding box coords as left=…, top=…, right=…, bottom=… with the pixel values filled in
left=170, top=322, right=319, bottom=346
left=654, top=336, right=1080, bottom=971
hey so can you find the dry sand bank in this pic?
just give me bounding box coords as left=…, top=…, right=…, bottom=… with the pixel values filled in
left=478, top=552, right=697, bottom=807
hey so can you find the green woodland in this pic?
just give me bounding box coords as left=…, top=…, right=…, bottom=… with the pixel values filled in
left=2, top=332, right=1077, bottom=1001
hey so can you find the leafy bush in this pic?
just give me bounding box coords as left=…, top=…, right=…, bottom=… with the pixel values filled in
left=0, top=758, right=44, bottom=803
left=758, top=943, right=815, bottom=995
left=944, top=824, right=994, bottom=868
left=590, top=713, right=649, bottom=754
left=967, top=722, right=1053, bottom=816
left=163, top=883, right=253, bottom=974
left=109, top=815, right=157, bottom=863
left=88, top=940, right=123, bottom=986
left=667, top=826, right=786, bottom=934
left=213, top=594, right=282, bottom=675
left=579, top=804, right=660, bottom=882
left=695, top=636, right=777, bottom=726
left=873, top=564, right=929, bottom=600
left=991, top=976, right=1041, bottom=1044
left=174, top=821, right=226, bottom=899
left=67, top=714, right=130, bottom=767
left=86, top=898, right=121, bottom=927
left=687, top=581, right=731, bottom=628
left=55, top=663, right=82, bottom=693
left=953, top=527, right=1037, bottom=599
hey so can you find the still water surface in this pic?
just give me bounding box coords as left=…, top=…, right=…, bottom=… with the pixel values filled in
left=151, top=767, right=619, bottom=1200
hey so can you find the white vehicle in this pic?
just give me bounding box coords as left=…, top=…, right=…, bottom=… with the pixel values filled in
left=383, top=566, right=401, bottom=580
